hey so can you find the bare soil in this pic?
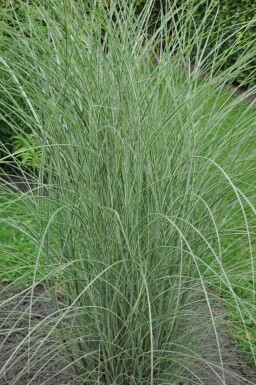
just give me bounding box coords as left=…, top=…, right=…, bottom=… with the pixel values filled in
left=180, top=301, right=256, bottom=385
left=0, top=285, right=256, bottom=385
left=0, top=285, right=73, bottom=385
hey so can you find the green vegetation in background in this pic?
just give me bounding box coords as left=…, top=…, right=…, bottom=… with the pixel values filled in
left=0, top=193, right=47, bottom=286
left=135, top=0, right=256, bottom=86
left=0, top=0, right=44, bottom=159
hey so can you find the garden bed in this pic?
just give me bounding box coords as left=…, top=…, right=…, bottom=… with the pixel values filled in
left=1, top=284, right=256, bottom=385
left=0, top=285, right=74, bottom=385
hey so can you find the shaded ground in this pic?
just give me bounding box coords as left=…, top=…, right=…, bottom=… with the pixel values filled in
left=181, top=300, right=256, bottom=385
left=0, top=285, right=256, bottom=385
left=0, top=285, right=74, bottom=385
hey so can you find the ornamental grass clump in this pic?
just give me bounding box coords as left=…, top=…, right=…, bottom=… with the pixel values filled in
left=0, top=1, right=256, bottom=384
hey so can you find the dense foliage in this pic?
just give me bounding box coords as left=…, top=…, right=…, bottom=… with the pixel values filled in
left=0, top=0, right=255, bottom=160
left=136, top=0, right=256, bottom=85
left=0, top=1, right=256, bottom=383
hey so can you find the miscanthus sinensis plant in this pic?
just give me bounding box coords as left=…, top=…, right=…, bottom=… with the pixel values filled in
left=0, top=1, right=256, bottom=384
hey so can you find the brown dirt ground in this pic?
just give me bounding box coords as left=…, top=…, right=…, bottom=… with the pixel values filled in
left=1, top=285, right=256, bottom=385
left=180, top=300, right=256, bottom=385
left=0, top=285, right=74, bottom=385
